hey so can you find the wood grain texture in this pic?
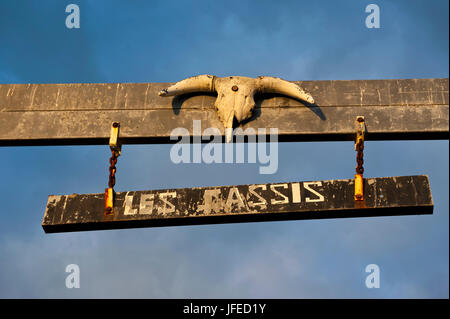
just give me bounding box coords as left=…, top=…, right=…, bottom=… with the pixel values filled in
left=1, top=78, right=448, bottom=145
left=42, top=175, right=433, bottom=233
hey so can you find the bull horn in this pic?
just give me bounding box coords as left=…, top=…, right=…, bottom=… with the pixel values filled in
left=158, top=74, right=216, bottom=96
left=257, top=76, right=315, bottom=104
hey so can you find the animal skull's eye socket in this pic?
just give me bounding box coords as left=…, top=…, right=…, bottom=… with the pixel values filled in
left=231, top=85, right=238, bottom=92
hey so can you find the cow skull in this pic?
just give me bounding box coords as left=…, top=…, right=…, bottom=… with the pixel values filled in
left=158, top=75, right=314, bottom=142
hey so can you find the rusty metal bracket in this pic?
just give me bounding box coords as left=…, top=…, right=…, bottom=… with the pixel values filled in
left=105, top=122, right=121, bottom=215
left=105, top=187, right=114, bottom=215
left=354, top=116, right=365, bottom=201
left=109, top=122, right=121, bottom=155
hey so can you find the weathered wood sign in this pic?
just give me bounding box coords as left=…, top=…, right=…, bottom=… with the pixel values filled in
left=42, top=175, right=433, bottom=233
left=1, top=78, right=448, bottom=146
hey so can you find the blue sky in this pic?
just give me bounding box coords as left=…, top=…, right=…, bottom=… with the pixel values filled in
left=0, top=0, right=448, bottom=298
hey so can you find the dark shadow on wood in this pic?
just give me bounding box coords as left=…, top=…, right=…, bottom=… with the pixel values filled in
left=43, top=205, right=433, bottom=233
left=171, top=92, right=326, bottom=122
left=1, top=131, right=448, bottom=147
left=239, top=93, right=326, bottom=129
left=258, top=92, right=326, bottom=120
left=303, top=101, right=326, bottom=121
left=171, top=92, right=217, bottom=115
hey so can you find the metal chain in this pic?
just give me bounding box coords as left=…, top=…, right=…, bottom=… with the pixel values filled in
left=356, top=139, right=364, bottom=174
left=108, top=149, right=119, bottom=188
left=355, top=119, right=364, bottom=174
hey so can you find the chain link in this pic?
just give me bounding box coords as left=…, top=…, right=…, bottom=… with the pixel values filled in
left=108, top=149, right=119, bottom=188
left=356, top=138, right=364, bottom=174
left=355, top=117, right=365, bottom=175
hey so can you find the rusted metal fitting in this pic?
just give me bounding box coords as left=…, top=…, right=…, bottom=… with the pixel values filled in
left=354, top=173, right=364, bottom=201
left=109, top=122, right=121, bottom=156
left=105, top=187, right=114, bottom=215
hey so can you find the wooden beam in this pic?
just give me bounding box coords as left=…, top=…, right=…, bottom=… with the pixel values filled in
left=1, top=78, right=448, bottom=146
left=42, top=175, right=433, bottom=233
